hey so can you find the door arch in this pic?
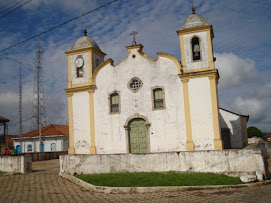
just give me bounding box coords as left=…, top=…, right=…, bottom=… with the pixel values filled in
left=16, top=145, right=21, bottom=153
left=41, top=143, right=45, bottom=152
left=124, top=115, right=151, bottom=153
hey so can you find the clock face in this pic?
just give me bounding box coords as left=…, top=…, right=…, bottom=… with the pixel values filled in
left=75, top=57, right=84, bottom=68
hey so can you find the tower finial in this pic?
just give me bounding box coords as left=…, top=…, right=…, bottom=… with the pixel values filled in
left=192, top=1, right=196, bottom=14
left=84, top=25, right=87, bottom=36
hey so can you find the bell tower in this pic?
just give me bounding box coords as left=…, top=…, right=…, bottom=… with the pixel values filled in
left=177, top=4, right=215, bottom=73
left=65, top=27, right=106, bottom=155
left=177, top=5, right=223, bottom=151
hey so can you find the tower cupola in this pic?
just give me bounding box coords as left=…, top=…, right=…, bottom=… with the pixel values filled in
left=71, top=27, right=102, bottom=51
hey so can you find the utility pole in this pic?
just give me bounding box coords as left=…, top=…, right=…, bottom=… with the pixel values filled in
left=31, top=45, right=46, bottom=152
left=18, top=62, right=23, bottom=153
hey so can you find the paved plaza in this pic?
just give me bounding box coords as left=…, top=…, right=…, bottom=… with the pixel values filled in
left=0, top=159, right=270, bottom=203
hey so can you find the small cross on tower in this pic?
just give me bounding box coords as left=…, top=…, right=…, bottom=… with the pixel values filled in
left=130, top=31, right=138, bottom=45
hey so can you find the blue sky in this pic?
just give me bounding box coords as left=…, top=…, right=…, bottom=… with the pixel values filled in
left=0, top=0, right=270, bottom=134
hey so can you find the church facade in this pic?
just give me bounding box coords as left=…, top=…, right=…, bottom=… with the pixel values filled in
left=65, top=8, right=248, bottom=155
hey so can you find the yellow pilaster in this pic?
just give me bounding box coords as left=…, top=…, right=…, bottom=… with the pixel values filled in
left=179, top=34, right=187, bottom=72
left=181, top=78, right=195, bottom=151
left=208, top=75, right=223, bottom=150
left=88, top=51, right=93, bottom=83
left=67, top=55, right=72, bottom=88
left=67, top=93, right=75, bottom=154
left=206, top=31, right=214, bottom=69
left=88, top=89, right=96, bottom=154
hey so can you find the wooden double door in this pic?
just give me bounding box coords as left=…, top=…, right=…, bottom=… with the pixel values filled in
left=129, top=118, right=148, bottom=153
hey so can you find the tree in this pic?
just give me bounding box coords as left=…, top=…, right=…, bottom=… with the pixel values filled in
left=247, top=126, right=263, bottom=138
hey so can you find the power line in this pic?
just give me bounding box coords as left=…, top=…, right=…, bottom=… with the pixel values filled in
left=0, top=0, right=32, bottom=21
left=0, top=0, right=17, bottom=12
left=0, top=0, right=26, bottom=15
left=0, top=0, right=118, bottom=54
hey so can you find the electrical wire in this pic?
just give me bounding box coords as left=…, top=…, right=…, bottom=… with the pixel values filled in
left=0, top=0, right=25, bottom=15
left=0, top=0, right=17, bottom=12
left=0, top=0, right=118, bottom=54
left=0, top=0, right=32, bottom=21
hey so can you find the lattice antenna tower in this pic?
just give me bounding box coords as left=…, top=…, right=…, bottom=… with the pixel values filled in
left=18, top=62, right=23, bottom=144
left=31, top=45, right=47, bottom=130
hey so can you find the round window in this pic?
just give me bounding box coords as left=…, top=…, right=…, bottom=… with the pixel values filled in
left=128, top=77, right=143, bottom=93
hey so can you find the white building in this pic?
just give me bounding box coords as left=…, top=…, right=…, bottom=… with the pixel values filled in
left=65, top=7, right=248, bottom=155
left=13, top=124, right=69, bottom=153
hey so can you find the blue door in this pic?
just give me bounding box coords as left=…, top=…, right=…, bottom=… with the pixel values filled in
left=16, top=145, right=21, bottom=153
left=41, top=143, right=45, bottom=152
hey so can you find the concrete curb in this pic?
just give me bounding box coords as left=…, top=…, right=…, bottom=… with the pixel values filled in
left=59, top=173, right=271, bottom=194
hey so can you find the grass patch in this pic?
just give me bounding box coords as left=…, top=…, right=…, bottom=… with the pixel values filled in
left=74, top=172, right=243, bottom=187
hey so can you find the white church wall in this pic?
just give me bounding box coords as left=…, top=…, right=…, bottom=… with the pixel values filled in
left=219, top=109, right=243, bottom=148
left=183, top=31, right=209, bottom=71
left=70, top=53, right=89, bottom=84
left=188, top=77, right=214, bottom=150
left=94, top=50, right=186, bottom=154
left=72, top=92, right=91, bottom=154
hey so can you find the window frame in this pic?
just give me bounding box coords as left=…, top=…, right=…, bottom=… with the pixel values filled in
left=127, top=77, right=143, bottom=93
left=51, top=143, right=56, bottom=152
left=190, top=35, right=202, bottom=62
left=152, top=86, right=166, bottom=111
left=27, top=144, right=32, bottom=152
left=108, top=91, right=121, bottom=115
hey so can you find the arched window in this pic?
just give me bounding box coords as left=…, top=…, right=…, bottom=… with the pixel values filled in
left=76, top=67, right=83, bottom=78
left=27, top=144, right=32, bottom=152
left=51, top=143, right=56, bottom=152
left=191, top=36, right=201, bottom=61
left=109, top=92, right=120, bottom=113
left=152, top=87, right=165, bottom=110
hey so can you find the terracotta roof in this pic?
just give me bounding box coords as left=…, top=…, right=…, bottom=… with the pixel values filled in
left=22, top=124, right=69, bottom=138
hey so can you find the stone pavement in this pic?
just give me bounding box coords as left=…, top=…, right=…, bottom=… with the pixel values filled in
left=0, top=159, right=271, bottom=203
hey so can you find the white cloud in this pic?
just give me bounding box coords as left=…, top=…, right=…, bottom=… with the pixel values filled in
left=215, top=53, right=257, bottom=89
left=231, top=97, right=266, bottom=120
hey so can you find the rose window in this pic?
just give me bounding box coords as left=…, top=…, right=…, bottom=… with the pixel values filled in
left=128, top=78, right=143, bottom=93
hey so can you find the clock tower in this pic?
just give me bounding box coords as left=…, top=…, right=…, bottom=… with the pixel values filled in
left=177, top=5, right=223, bottom=151
left=65, top=27, right=106, bottom=154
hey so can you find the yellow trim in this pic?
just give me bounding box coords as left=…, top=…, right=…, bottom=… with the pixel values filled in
left=67, top=55, right=72, bottom=88
left=206, top=30, right=214, bottom=69
left=208, top=75, right=223, bottom=150
left=88, top=89, right=96, bottom=154
left=66, top=46, right=106, bottom=57
left=88, top=51, right=93, bottom=81
left=180, top=78, right=195, bottom=151
left=177, top=25, right=215, bottom=74
left=65, top=85, right=96, bottom=94
left=157, top=52, right=182, bottom=74
left=183, top=67, right=214, bottom=74
left=179, top=69, right=219, bottom=80
left=67, top=93, right=75, bottom=154
left=179, top=34, right=186, bottom=70
left=177, top=25, right=214, bottom=38
left=126, top=44, right=143, bottom=52
left=71, top=82, right=90, bottom=88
